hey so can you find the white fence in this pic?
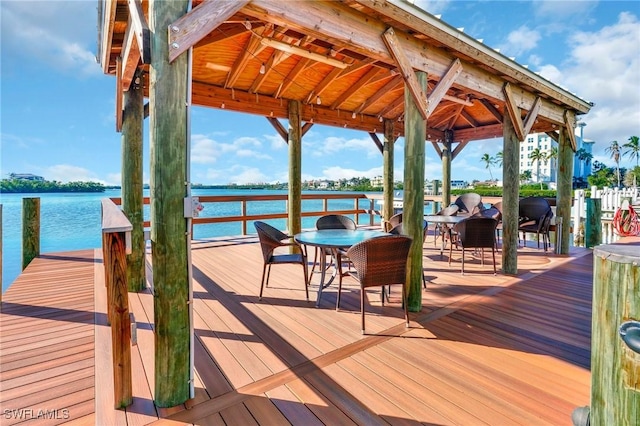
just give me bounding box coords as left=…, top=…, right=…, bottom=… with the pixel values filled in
left=572, top=187, right=639, bottom=244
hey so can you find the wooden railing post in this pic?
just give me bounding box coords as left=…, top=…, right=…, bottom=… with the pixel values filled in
left=101, top=199, right=133, bottom=408
left=22, top=197, right=40, bottom=270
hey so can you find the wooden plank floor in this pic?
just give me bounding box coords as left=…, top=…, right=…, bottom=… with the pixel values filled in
left=3, top=233, right=627, bottom=425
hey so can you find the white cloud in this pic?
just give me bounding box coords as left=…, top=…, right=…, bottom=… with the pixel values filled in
left=499, top=26, right=541, bottom=57
left=44, top=164, right=106, bottom=184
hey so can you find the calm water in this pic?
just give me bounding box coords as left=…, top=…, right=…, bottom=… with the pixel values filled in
left=1, top=189, right=382, bottom=293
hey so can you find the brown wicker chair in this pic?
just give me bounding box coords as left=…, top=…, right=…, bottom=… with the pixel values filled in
left=518, top=197, right=553, bottom=251
left=254, top=221, right=309, bottom=301
left=453, top=192, right=484, bottom=215
left=339, top=235, right=412, bottom=334
left=448, top=217, right=498, bottom=275
left=384, top=212, right=403, bottom=232
left=432, top=204, right=459, bottom=247
left=312, top=214, right=357, bottom=282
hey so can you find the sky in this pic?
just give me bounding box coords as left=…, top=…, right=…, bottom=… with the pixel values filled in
left=1, top=0, right=639, bottom=186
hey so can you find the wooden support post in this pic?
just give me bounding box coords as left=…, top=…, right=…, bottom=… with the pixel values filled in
left=502, top=112, right=519, bottom=274
left=585, top=198, right=602, bottom=248
left=104, top=230, right=133, bottom=408
left=404, top=71, right=426, bottom=310
left=149, top=0, right=190, bottom=408
left=441, top=132, right=452, bottom=207
left=122, top=69, right=146, bottom=292
left=591, top=244, right=640, bottom=425
left=288, top=100, right=302, bottom=243
left=22, top=197, right=40, bottom=270
left=383, top=119, right=395, bottom=227
left=556, top=127, right=574, bottom=254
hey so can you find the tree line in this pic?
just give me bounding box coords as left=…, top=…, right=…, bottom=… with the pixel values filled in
left=0, top=179, right=105, bottom=193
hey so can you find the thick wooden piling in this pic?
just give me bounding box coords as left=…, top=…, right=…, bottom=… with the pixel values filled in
left=22, top=198, right=40, bottom=270
left=591, top=244, right=639, bottom=425
left=585, top=198, right=602, bottom=248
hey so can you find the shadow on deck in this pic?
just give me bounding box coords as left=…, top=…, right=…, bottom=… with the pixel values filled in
left=2, top=235, right=625, bottom=425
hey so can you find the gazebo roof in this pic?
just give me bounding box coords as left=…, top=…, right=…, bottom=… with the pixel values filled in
left=98, top=0, right=592, bottom=145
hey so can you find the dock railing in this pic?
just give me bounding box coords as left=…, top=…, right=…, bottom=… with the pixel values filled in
left=111, top=192, right=381, bottom=234
left=573, top=187, right=639, bottom=244
left=100, top=198, right=133, bottom=408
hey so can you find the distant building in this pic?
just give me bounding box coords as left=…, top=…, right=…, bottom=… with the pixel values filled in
left=9, top=173, right=44, bottom=181
left=370, top=176, right=383, bottom=187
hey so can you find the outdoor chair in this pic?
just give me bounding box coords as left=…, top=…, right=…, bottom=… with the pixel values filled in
left=339, top=235, right=412, bottom=334
left=477, top=202, right=502, bottom=245
left=453, top=193, right=485, bottom=216
left=254, top=221, right=309, bottom=301
left=432, top=204, right=459, bottom=247
left=312, top=214, right=357, bottom=284
left=518, top=197, right=553, bottom=251
left=384, top=212, right=403, bottom=232
left=448, top=217, right=498, bottom=275
left=389, top=220, right=428, bottom=289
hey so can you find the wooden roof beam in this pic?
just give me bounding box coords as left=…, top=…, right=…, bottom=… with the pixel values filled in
left=276, top=58, right=312, bottom=98
left=427, top=59, right=463, bottom=117
left=355, top=74, right=403, bottom=114
left=382, top=27, right=428, bottom=120
left=522, top=96, right=542, bottom=136
left=503, top=82, right=526, bottom=141
left=121, top=18, right=141, bottom=92
left=244, top=0, right=576, bottom=124
left=479, top=99, right=503, bottom=123
left=127, top=0, right=150, bottom=64
left=225, top=25, right=272, bottom=88
left=168, top=0, right=249, bottom=62
left=195, top=23, right=257, bottom=49
left=564, top=110, right=578, bottom=151
left=330, top=67, right=381, bottom=110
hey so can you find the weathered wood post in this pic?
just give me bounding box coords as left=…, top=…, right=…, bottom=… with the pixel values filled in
left=585, top=198, right=602, bottom=248
left=403, top=70, right=426, bottom=309
left=101, top=198, right=133, bottom=408
left=441, top=141, right=452, bottom=207
left=122, top=69, right=146, bottom=292
left=22, top=197, right=40, bottom=270
left=382, top=119, right=395, bottom=228
left=502, top=113, right=520, bottom=274
left=590, top=244, right=639, bottom=425
left=150, top=0, right=190, bottom=407
left=556, top=127, right=574, bottom=254
left=288, top=100, right=302, bottom=242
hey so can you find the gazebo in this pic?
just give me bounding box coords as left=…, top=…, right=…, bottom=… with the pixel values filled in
left=98, top=0, right=592, bottom=407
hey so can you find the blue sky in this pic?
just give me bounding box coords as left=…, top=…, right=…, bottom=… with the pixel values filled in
left=1, top=0, right=639, bottom=186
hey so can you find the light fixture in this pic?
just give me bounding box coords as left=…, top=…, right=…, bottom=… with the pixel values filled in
left=243, top=19, right=252, bottom=30
left=260, top=38, right=349, bottom=69
left=352, top=112, right=356, bottom=119
left=259, top=63, right=266, bottom=74
left=330, top=47, right=337, bottom=57
left=316, top=96, right=321, bottom=105
left=379, top=116, right=383, bottom=122
left=221, top=102, right=225, bottom=109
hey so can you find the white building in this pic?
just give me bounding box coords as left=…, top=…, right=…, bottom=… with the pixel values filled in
left=520, top=133, right=557, bottom=183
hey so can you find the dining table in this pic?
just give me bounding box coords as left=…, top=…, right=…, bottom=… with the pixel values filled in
left=294, top=228, right=388, bottom=307
left=424, top=214, right=467, bottom=256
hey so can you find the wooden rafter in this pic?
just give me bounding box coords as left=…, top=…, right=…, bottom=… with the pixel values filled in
left=382, top=27, right=428, bottom=120
left=460, top=110, right=479, bottom=127
left=379, top=95, right=404, bottom=117
left=306, top=67, right=343, bottom=104
left=503, top=82, right=526, bottom=141
left=355, top=74, right=403, bottom=114
left=479, top=98, right=503, bottom=123
left=127, top=0, right=150, bottom=64
left=195, top=24, right=257, bottom=49
left=99, top=0, right=117, bottom=74
left=225, top=25, right=272, bottom=88
left=522, top=96, right=542, bottom=136
left=276, top=58, right=312, bottom=98
left=446, top=104, right=466, bottom=129
left=115, top=56, right=123, bottom=132
left=168, top=0, right=249, bottom=62
left=266, top=117, right=288, bottom=141
left=564, top=110, right=578, bottom=151
left=368, top=132, right=384, bottom=154
left=330, top=67, right=381, bottom=110
left=121, top=19, right=141, bottom=92
left=427, top=58, right=463, bottom=117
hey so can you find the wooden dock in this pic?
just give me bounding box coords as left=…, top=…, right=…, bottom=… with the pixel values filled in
left=1, top=235, right=618, bottom=425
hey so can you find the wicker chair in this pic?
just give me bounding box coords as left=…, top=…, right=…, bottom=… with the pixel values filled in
left=448, top=217, right=498, bottom=275
left=477, top=202, right=502, bottom=245
left=340, top=235, right=412, bottom=334
left=453, top=193, right=485, bottom=215
left=254, top=221, right=309, bottom=301
left=312, top=214, right=357, bottom=282
left=432, top=204, right=459, bottom=247
left=384, top=212, right=403, bottom=232
left=389, top=220, right=428, bottom=289
left=518, top=197, right=553, bottom=251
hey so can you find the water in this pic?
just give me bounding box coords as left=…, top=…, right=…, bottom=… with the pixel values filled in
left=1, top=189, right=377, bottom=293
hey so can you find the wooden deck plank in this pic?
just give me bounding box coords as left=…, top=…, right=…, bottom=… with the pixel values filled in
left=3, top=235, right=623, bottom=426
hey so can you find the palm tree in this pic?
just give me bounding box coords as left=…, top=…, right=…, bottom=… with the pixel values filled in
left=622, top=136, right=639, bottom=186
left=495, top=151, right=503, bottom=167
left=519, top=170, right=532, bottom=184
left=480, top=153, right=496, bottom=180
left=528, top=147, right=546, bottom=188
left=547, top=146, right=558, bottom=181
left=605, top=140, right=621, bottom=187
left=575, top=148, right=593, bottom=179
